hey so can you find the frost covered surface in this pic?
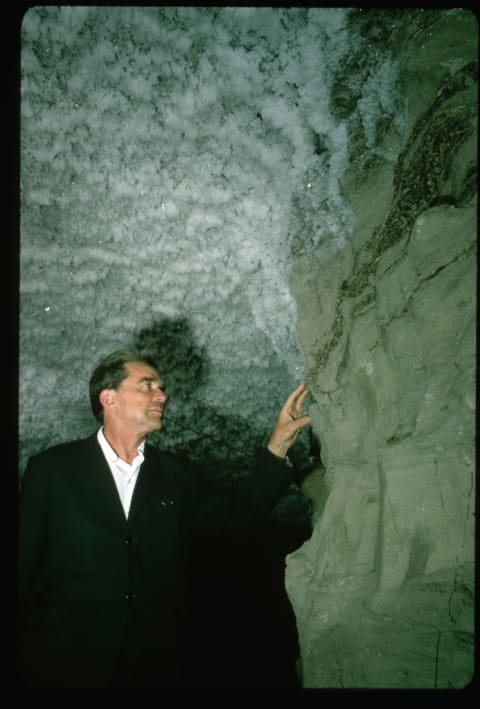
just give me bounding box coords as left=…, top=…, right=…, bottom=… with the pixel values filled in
left=20, top=6, right=404, bottom=471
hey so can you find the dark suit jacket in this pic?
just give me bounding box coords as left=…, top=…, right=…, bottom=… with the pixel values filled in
left=18, top=433, right=295, bottom=688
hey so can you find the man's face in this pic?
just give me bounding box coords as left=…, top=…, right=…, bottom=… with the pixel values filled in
left=103, top=361, right=168, bottom=436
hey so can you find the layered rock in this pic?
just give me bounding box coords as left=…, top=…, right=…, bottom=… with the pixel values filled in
left=286, top=9, right=476, bottom=688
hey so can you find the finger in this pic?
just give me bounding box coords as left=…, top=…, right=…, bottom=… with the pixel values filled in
left=283, top=383, right=308, bottom=411
left=295, top=387, right=310, bottom=412
left=290, top=413, right=311, bottom=431
left=287, top=386, right=310, bottom=419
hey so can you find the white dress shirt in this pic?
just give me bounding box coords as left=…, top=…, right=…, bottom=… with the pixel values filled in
left=97, top=428, right=145, bottom=519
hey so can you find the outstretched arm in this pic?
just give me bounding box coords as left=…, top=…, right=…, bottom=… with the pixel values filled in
left=267, top=383, right=311, bottom=460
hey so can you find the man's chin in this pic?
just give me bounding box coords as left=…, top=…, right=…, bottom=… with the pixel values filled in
left=147, top=415, right=163, bottom=430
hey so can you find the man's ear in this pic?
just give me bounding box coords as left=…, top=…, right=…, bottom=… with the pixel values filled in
left=99, top=389, right=117, bottom=413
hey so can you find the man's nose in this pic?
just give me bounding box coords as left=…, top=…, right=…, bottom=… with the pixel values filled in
left=153, top=388, right=167, bottom=402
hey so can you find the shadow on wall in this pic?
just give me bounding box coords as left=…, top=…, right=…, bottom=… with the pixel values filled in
left=135, top=318, right=209, bottom=401
left=134, top=318, right=265, bottom=478
left=134, top=317, right=311, bottom=476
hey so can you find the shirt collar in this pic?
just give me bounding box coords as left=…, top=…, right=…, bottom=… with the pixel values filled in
left=97, top=427, right=145, bottom=465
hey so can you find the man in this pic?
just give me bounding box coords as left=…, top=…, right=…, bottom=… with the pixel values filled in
left=18, top=347, right=311, bottom=688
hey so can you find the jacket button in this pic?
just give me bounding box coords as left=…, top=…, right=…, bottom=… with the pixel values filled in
left=125, top=593, right=136, bottom=602
left=124, top=536, right=136, bottom=545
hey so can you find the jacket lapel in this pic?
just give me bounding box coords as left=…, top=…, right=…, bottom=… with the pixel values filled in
left=78, top=433, right=127, bottom=530
left=127, top=445, right=156, bottom=525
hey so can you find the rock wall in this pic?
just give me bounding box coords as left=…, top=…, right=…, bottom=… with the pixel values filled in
left=286, top=10, right=476, bottom=688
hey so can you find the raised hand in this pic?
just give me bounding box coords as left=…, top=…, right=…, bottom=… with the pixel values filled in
left=267, top=384, right=311, bottom=460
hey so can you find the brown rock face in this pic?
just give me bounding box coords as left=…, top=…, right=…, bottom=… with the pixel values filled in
left=286, top=9, right=476, bottom=688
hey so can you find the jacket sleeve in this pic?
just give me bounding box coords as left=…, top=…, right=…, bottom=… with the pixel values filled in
left=187, top=447, right=296, bottom=533
left=18, top=456, right=49, bottom=621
